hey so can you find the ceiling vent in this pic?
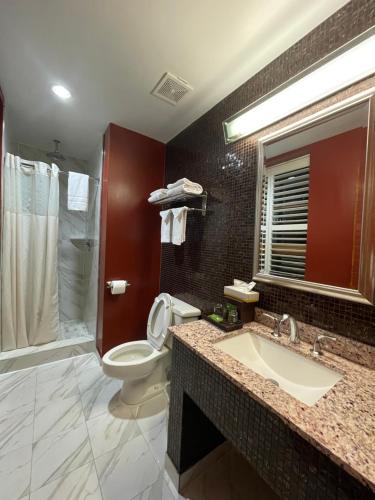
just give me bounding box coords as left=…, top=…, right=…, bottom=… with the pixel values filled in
left=151, top=72, right=193, bottom=105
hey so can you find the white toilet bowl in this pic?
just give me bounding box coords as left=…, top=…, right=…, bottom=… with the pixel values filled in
left=102, top=293, right=200, bottom=405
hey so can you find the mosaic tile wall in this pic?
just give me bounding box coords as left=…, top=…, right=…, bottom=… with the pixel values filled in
left=160, top=0, right=375, bottom=346
left=168, top=338, right=374, bottom=499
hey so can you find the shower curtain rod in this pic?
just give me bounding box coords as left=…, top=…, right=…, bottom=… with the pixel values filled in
left=20, top=160, right=100, bottom=183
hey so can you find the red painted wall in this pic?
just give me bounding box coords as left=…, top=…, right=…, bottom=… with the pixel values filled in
left=305, top=127, right=367, bottom=288
left=97, top=124, right=165, bottom=355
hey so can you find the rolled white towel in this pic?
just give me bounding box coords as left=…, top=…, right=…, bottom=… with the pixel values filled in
left=167, top=178, right=202, bottom=190
left=148, top=189, right=168, bottom=203
left=167, top=183, right=203, bottom=197
left=150, top=188, right=168, bottom=197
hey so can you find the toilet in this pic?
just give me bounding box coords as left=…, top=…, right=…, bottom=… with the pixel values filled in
left=102, top=293, right=201, bottom=405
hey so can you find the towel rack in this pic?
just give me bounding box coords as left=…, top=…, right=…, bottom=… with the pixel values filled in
left=151, top=191, right=208, bottom=216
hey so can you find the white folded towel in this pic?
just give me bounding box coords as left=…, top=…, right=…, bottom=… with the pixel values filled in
left=148, top=189, right=168, bottom=203
left=160, top=209, right=173, bottom=243
left=171, top=207, right=188, bottom=245
left=167, top=178, right=202, bottom=191
left=167, top=183, right=203, bottom=197
left=68, top=171, right=89, bottom=211
left=150, top=188, right=168, bottom=197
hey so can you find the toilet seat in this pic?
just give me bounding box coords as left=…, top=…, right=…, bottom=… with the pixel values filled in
left=147, top=293, right=172, bottom=350
left=102, top=340, right=169, bottom=382
left=102, top=293, right=201, bottom=404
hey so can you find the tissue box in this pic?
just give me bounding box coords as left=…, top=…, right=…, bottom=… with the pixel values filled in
left=224, top=286, right=259, bottom=303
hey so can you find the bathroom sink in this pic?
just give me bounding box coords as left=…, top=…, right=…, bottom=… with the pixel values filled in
left=215, top=332, right=342, bottom=406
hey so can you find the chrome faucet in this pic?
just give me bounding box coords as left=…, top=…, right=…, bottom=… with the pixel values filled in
left=263, top=313, right=282, bottom=338
left=311, top=334, right=337, bottom=357
left=280, top=314, right=300, bottom=344
left=263, top=313, right=300, bottom=343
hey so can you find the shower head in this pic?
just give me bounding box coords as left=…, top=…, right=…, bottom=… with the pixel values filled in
left=46, top=139, right=66, bottom=162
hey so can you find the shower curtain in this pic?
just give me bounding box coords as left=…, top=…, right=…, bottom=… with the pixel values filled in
left=1, top=153, right=60, bottom=350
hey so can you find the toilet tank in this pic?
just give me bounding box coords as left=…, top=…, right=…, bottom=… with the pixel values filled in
left=171, top=296, right=201, bottom=325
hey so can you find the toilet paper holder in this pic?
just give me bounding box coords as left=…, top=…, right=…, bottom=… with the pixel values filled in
left=106, top=280, right=131, bottom=289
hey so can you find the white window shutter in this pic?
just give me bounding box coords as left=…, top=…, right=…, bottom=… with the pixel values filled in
left=260, top=155, right=310, bottom=279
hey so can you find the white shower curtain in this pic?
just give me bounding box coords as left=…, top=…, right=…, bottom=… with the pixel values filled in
left=1, top=153, right=60, bottom=350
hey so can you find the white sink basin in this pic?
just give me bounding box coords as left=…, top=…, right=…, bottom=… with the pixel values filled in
left=215, top=331, right=342, bottom=406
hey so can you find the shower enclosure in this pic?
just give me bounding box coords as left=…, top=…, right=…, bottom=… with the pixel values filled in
left=0, top=141, right=101, bottom=371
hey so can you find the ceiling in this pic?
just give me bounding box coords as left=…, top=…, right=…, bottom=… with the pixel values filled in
left=0, top=0, right=350, bottom=160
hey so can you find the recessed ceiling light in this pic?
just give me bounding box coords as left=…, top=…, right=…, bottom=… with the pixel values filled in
left=51, top=85, right=71, bottom=100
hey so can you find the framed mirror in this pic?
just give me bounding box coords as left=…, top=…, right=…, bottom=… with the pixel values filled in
left=253, top=91, right=375, bottom=305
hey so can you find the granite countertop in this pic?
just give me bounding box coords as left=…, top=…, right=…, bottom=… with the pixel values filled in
left=169, top=319, right=375, bottom=492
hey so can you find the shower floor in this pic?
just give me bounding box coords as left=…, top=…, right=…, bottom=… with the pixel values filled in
left=59, top=320, right=91, bottom=340
left=0, top=320, right=95, bottom=374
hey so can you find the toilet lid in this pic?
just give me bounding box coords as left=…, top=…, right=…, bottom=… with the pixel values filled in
left=147, top=293, right=172, bottom=350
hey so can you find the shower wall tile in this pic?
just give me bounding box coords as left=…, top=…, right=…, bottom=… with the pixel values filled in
left=160, top=0, right=375, bottom=346
left=58, top=240, right=86, bottom=321
left=83, top=144, right=102, bottom=339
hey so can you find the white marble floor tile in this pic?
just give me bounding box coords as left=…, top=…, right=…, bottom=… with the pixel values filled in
left=163, top=468, right=182, bottom=500
left=31, top=424, right=93, bottom=492
left=95, top=433, right=160, bottom=500
left=36, top=358, right=75, bottom=385
left=78, top=366, right=121, bottom=420
left=131, top=474, right=179, bottom=500
left=136, top=393, right=169, bottom=435
left=0, top=368, right=36, bottom=413
left=30, top=462, right=102, bottom=500
left=74, top=353, right=100, bottom=378
left=0, top=444, right=32, bottom=499
left=34, top=394, right=85, bottom=442
left=0, top=404, right=34, bottom=454
left=140, top=417, right=168, bottom=467
left=87, top=405, right=140, bottom=458
left=35, top=373, right=79, bottom=405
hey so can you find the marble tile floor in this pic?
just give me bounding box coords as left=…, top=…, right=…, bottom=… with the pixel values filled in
left=0, top=353, right=278, bottom=500
left=0, top=353, right=176, bottom=500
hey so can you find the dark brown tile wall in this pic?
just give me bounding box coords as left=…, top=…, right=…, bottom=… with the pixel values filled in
left=160, top=0, right=375, bottom=346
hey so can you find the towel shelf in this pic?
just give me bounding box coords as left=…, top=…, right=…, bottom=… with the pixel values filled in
left=151, top=191, right=208, bottom=216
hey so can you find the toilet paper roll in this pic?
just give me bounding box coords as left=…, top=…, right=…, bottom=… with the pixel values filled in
left=110, top=280, right=127, bottom=295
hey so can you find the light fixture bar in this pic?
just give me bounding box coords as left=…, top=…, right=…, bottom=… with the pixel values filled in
left=223, top=32, right=375, bottom=144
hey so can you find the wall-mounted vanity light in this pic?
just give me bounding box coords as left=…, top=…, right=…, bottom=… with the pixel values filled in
left=223, top=31, right=375, bottom=144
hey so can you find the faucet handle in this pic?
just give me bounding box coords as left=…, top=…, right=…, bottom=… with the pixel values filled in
left=262, top=313, right=282, bottom=338
left=311, top=334, right=336, bottom=356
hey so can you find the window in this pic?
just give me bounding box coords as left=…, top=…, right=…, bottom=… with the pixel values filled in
left=260, top=155, right=310, bottom=279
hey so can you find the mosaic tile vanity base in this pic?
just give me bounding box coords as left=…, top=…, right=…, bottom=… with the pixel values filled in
left=167, top=337, right=374, bottom=500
